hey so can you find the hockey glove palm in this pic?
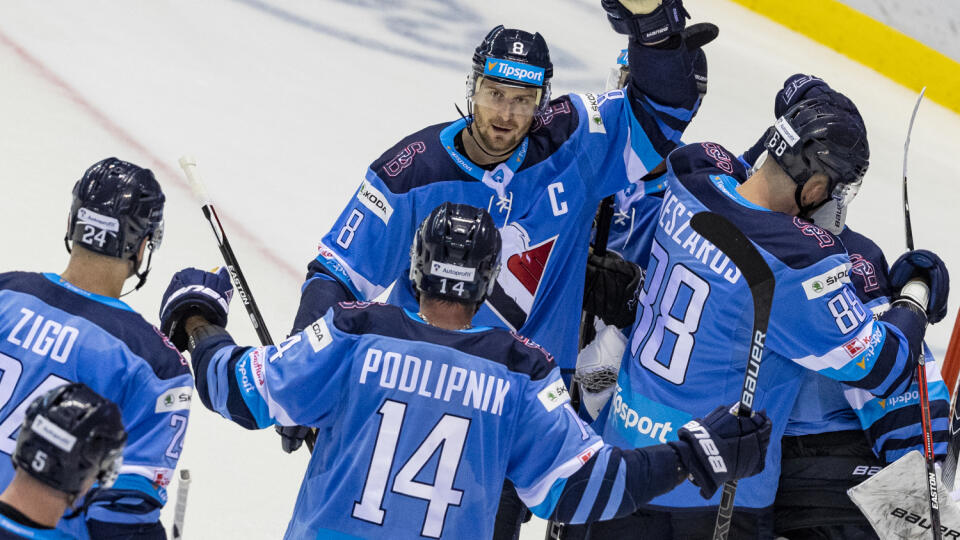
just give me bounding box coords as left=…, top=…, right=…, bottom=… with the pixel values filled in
left=669, top=406, right=771, bottom=499
left=159, top=267, right=233, bottom=351
left=890, top=249, right=950, bottom=324
left=583, top=251, right=644, bottom=328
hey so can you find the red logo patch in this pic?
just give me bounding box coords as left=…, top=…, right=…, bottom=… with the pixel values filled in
left=507, top=239, right=555, bottom=295
left=577, top=447, right=595, bottom=465
left=843, top=335, right=871, bottom=358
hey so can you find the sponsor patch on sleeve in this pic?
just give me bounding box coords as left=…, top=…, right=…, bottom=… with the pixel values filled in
left=155, top=386, right=193, bottom=413
left=537, top=379, right=570, bottom=412
left=356, top=181, right=393, bottom=225
left=577, top=93, right=606, bottom=134
left=801, top=263, right=850, bottom=299
left=306, top=317, right=333, bottom=352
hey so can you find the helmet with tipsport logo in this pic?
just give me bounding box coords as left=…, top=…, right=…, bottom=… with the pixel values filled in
left=409, top=202, right=502, bottom=305
left=469, top=25, right=553, bottom=111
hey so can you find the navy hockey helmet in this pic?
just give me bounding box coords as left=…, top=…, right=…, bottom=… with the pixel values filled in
left=65, top=158, right=165, bottom=290
left=762, top=95, right=869, bottom=215
left=12, top=383, right=126, bottom=498
left=410, top=203, right=502, bottom=305
left=469, top=25, right=553, bottom=112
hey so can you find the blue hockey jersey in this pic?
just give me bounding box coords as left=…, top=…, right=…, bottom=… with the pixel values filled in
left=294, top=41, right=703, bottom=373
left=0, top=273, right=192, bottom=538
left=784, top=227, right=950, bottom=463
left=193, top=302, right=691, bottom=539
left=603, top=143, right=926, bottom=510
left=0, top=513, right=72, bottom=540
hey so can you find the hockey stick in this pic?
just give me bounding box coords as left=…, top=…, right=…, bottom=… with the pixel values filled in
left=177, top=156, right=316, bottom=452
left=178, top=156, right=274, bottom=345
left=544, top=195, right=616, bottom=540
left=898, top=88, right=943, bottom=539
left=688, top=212, right=775, bottom=540
left=171, top=469, right=191, bottom=539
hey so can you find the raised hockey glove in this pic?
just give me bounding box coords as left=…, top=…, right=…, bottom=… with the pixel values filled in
left=160, top=267, right=233, bottom=351
left=583, top=251, right=644, bottom=328
left=889, top=249, right=950, bottom=324
left=774, top=73, right=836, bottom=118
left=602, top=0, right=689, bottom=44
left=669, top=406, right=771, bottom=499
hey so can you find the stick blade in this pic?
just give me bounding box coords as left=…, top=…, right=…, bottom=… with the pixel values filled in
left=689, top=212, right=774, bottom=292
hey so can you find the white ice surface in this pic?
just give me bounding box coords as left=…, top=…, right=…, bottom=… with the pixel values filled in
left=0, top=1, right=958, bottom=538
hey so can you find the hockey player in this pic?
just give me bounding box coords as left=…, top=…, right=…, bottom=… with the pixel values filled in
left=588, top=91, right=949, bottom=538
left=160, top=202, right=772, bottom=540
left=0, top=384, right=126, bottom=539
left=0, top=158, right=192, bottom=539
left=735, top=74, right=952, bottom=539
left=289, top=0, right=714, bottom=385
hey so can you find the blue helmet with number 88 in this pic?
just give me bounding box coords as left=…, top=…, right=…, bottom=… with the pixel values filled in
left=409, top=203, right=502, bottom=306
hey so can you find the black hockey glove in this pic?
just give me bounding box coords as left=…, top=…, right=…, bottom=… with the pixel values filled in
left=601, top=0, right=689, bottom=44
left=276, top=425, right=317, bottom=454
left=159, top=267, right=233, bottom=351
left=669, top=406, right=771, bottom=499
left=583, top=251, right=644, bottom=328
left=889, top=249, right=950, bottom=324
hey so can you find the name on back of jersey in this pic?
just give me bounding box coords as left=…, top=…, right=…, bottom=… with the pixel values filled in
left=359, top=347, right=511, bottom=416
left=658, top=188, right=741, bottom=285
left=6, top=307, right=79, bottom=363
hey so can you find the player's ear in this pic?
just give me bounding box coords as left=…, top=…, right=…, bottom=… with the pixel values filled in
left=801, top=174, right=830, bottom=208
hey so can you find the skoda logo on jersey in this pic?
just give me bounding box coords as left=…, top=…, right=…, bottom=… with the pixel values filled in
left=356, top=181, right=393, bottom=225
left=484, top=58, right=545, bottom=85
left=801, top=263, right=850, bottom=299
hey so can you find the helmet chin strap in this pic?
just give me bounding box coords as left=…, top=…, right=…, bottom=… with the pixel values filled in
left=119, top=241, right=155, bottom=298
left=455, top=102, right=518, bottom=161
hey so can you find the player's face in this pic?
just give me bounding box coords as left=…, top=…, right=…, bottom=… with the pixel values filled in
left=472, top=79, right=539, bottom=154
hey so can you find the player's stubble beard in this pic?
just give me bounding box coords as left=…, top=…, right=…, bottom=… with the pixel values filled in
left=472, top=106, right=532, bottom=159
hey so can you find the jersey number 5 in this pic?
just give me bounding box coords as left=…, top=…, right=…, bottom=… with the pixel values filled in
left=352, top=399, right=470, bottom=538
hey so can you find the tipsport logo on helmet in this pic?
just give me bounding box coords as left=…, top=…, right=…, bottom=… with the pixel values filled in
left=484, top=58, right=544, bottom=85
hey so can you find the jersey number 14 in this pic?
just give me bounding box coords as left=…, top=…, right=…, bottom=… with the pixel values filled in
left=352, top=399, right=470, bottom=538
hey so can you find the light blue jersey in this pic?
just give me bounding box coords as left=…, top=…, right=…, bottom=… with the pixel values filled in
left=193, top=302, right=694, bottom=539
left=293, top=41, right=705, bottom=374
left=603, top=143, right=925, bottom=510
left=0, top=273, right=191, bottom=538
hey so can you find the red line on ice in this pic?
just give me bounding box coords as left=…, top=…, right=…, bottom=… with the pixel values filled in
left=0, top=29, right=302, bottom=283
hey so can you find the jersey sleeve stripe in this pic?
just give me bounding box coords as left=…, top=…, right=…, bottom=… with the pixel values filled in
left=315, top=241, right=383, bottom=301
left=570, top=445, right=614, bottom=523
left=599, top=458, right=627, bottom=522
left=517, top=439, right=604, bottom=512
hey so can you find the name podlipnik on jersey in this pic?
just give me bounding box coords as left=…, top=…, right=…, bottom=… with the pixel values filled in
left=359, top=347, right=511, bottom=416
